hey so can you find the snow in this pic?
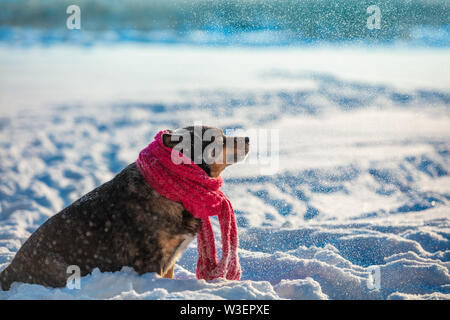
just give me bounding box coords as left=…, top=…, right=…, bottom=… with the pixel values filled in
left=0, top=44, right=449, bottom=300
left=274, top=278, right=328, bottom=300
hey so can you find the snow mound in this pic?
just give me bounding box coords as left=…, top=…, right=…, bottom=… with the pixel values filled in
left=0, top=45, right=449, bottom=299
left=274, top=278, right=328, bottom=300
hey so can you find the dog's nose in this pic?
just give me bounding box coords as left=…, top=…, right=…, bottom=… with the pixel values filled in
left=245, top=137, right=250, bottom=144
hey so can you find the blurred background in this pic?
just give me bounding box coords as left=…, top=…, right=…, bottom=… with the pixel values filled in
left=0, top=0, right=449, bottom=46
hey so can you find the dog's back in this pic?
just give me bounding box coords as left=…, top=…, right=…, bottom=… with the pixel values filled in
left=0, top=162, right=199, bottom=290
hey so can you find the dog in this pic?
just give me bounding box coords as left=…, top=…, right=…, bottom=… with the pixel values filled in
left=0, top=125, right=249, bottom=290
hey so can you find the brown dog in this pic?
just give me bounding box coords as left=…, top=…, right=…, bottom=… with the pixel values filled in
left=0, top=126, right=249, bottom=290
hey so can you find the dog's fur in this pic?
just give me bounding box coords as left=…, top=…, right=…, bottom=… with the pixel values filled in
left=0, top=126, right=249, bottom=290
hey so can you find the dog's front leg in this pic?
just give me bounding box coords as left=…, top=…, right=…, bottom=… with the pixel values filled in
left=162, top=265, right=174, bottom=279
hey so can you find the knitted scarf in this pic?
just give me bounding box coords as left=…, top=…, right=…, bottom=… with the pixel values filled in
left=136, top=130, right=241, bottom=281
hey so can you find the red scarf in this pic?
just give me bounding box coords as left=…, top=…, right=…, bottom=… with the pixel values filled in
left=136, top=130, right=241, bottom=281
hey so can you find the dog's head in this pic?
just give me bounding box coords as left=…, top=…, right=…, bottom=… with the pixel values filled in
left=162, top=125, right=250, bottom=177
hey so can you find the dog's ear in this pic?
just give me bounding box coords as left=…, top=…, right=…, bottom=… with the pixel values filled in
left=162, top=132, right=183, bottom=148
